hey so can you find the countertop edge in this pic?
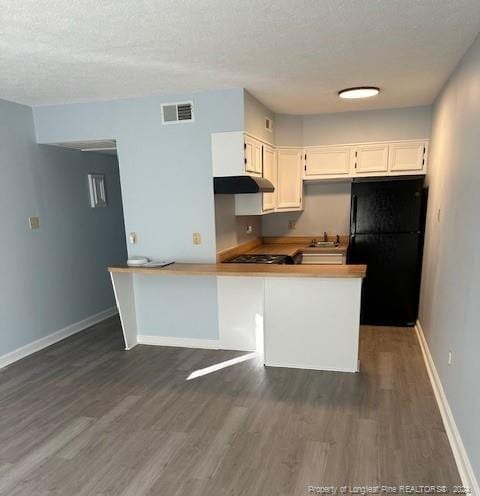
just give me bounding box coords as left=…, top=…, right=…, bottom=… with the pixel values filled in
left=108, top=263, right=367, bottom=278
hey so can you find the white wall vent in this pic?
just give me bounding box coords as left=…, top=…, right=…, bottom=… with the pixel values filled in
left=265, top=116, right=273, bottom=132
left=161, top=101, right=194, bottom=124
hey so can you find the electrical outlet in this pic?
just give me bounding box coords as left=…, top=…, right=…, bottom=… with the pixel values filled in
left=448, top=351, right=452, bottom=366
left=28, top=217, right=40, bottom=230
left=246, top=225, right=253, bottom=234
left=129, top=232, right=137, bottom=244
left=288, top=220, right=296, bottom=229
left=193, top=232, right=202, bottom=245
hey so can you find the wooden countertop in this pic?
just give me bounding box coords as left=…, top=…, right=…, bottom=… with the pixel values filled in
left=216, top=236, right=349, bottom=262
left=108, top=263, right=366, bottom=278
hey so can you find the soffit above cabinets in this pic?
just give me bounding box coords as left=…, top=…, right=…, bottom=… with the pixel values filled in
left=51, top=140, right=117, bottom=155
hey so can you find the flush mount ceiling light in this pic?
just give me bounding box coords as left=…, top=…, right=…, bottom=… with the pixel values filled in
left=338, top=87, right=380, bottom=99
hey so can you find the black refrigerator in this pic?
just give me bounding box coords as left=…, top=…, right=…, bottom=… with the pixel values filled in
left=347, top=177, right=427, bottom=326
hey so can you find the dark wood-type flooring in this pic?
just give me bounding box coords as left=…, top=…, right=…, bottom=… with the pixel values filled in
left=0, top=317, right=460, bottom=495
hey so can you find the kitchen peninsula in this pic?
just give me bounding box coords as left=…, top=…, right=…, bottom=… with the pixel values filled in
left=109, top=258, right=366, bottom=373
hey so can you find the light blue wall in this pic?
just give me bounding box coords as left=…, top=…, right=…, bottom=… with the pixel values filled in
left=419, top=33, right=480, bottom=478
left=33, top=89, right=245, bottom=340
left=0, top=98, right=127, bottom=357
left=244, top=90, right=276, bottom=143
left=274, top=105, right=432, bottom=147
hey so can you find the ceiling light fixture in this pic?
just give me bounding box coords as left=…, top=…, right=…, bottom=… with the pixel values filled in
left=338, top=87, right=380, bottom=99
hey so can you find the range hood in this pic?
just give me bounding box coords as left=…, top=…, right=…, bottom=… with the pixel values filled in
left=213, top=176, right=274, bottom=194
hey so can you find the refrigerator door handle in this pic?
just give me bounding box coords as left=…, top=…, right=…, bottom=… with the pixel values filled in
left=351, top=194, right=358, bottom=234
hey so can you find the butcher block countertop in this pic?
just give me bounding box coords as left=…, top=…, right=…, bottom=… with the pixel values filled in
left=108, top=263, right=366, bottom=278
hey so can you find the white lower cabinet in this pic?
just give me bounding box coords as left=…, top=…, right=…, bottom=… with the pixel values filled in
left=301, top=253, right=346, bottom=265
left=264, top=277, right=362, bottom=372
left=276, top=148, right=303, bottom=211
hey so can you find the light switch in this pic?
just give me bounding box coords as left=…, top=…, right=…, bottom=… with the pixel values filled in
left=28, top=217, right=40, bottom=230
left=129, top=232, right=137, bottom=244
left=193, top=232, right=202, bottom=245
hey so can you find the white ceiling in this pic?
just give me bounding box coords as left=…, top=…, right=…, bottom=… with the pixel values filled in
left=1, top=0, right=479, bottom=113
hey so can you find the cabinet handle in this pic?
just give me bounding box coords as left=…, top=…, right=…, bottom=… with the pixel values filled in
left=261, top=145, right=264, bottom=176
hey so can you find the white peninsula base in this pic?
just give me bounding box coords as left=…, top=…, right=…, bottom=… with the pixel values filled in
left=109, top=263, right=365, bottom=373
left=263, top=277, right=362, bottom=373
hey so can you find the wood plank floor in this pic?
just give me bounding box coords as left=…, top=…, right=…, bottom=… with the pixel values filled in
left=0, top=317, right=460, bottom=495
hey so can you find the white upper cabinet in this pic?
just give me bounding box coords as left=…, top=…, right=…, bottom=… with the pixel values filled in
left=276, top=149, right=303, bottom=210
left=244, top=135, right=263, bottom=176
left=236, top=143, right=277, bottom=215
left=389, top=141, right=427, bottom=173
left=213, top=131, right=428, bottom=216
left=303, top=140, right=428, bottom=181
left=262, top=145, right=276, bottom=212
left=304, top=146, right=352, bottom=178
left=212, top=132, right=263, bottom=177
left=353, top=144, right=388, bottom=174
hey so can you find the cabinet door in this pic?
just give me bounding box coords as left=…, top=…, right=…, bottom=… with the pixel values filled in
left=262, top=145, right=276, bottom=212
left=354, top=144, right=388, bottom=173
left=305, top=146, right=352, bottom=176
left=244, top=136, right=262, bottom=176
left=276, top=149, right=303, bottom=210
left=389, top=141, right=427, bottom=172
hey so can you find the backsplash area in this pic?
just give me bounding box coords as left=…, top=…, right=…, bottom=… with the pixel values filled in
left=262, top=182, right=351, bottom=237
left=214, top=195, right=261, bottom=252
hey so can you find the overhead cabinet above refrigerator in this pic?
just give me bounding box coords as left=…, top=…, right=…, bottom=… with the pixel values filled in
left=303, top=140, right=428, bottom=180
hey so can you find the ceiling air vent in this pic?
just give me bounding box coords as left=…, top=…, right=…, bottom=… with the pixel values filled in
left=265, top=116, right=273, bottom=132
left=161, top=101, right=194, bottom=124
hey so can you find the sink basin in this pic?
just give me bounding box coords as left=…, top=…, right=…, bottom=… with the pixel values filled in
left=309, top=241, right=339, bottom=248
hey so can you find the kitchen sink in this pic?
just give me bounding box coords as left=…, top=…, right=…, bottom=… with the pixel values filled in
left=308, top=241, right=339, bottom=248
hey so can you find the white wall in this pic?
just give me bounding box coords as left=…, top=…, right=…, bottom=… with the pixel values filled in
left=262, top=182, right=351, bottom=237
left=34, top=89, right=244, bottom=341
left=244, top=90, right=275, bottom=143
left=302, top=105, right=432, bottom=145
left=0, top=98, right=127, bottom=358
left=273, top=114, right=303, bottom=147
left=419, top=33, right=480, bottom=480
left=274, top=105, right=432, bottom=147
left=212, top=91, right=269, bottom=254
left=215, top=195, right=262, bottom=252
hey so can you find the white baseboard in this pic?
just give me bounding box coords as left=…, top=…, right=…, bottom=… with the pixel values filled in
left=0, top=306, right=118, bottom=370
left=137, top=335, right=221, bottom=349
left=264, top=360, right=357, bottom=373
left=415, top=320, right=479, bottom=495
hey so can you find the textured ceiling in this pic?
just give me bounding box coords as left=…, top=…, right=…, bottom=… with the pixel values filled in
left=1, top=0, right=480, bottom=113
